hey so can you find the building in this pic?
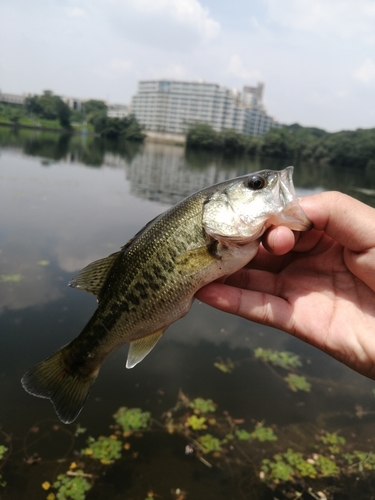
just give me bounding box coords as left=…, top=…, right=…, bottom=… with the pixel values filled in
left=107, top=103, right=129, bottom=119
left=130, top=80, right=279, bottom=137
left=0, top=92, right=26, bottom=106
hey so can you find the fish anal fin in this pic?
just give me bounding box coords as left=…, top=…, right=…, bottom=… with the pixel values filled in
left=126, top=330, right=164, bottom=369
left=69, top=251, right=120, bottom=296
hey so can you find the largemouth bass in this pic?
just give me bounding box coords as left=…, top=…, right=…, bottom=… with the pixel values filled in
left=22, top=167, right=311, bottom=423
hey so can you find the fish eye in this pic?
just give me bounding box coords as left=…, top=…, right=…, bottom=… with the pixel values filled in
left=246, top=175, right=266, bottom=190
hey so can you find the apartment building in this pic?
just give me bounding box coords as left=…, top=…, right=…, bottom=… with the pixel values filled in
left=131, top=80, right=278, bottom=137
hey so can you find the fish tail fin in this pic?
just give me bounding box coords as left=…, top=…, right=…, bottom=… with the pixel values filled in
left=21, top=348, right=98, bottom=424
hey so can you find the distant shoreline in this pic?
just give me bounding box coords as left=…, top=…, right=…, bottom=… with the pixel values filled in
left=0, top=122, right=187, bottom=146
left=0, top=121, right=98, bottom=136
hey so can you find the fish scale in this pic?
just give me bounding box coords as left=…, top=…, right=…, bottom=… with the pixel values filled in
left=21, top=167, right=312, bottom=423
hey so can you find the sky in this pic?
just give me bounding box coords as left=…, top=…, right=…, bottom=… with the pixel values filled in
left=1, top=0, right=375, bottom=132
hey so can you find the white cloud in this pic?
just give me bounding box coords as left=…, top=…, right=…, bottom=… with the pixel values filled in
left=354, top=58, right=375, bottom=84
left=152, top=64, right=189, bottom=80
left=265, top=0, right=375, bottom=40
left=66, top=6, right=85, bottom=17
left=109, top=0, right=219, bottom=44
left=109, top=58, right=133, bottom=73
left=227, top=55, right=262, bottom=81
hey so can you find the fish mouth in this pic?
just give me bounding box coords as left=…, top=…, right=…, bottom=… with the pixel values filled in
left=278, top=202, right=313, bottom=231
left=274, top=167, right=313, bottom=231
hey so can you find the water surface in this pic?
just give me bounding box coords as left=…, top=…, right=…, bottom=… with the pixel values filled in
left=1, top=128, right=375, bottom=499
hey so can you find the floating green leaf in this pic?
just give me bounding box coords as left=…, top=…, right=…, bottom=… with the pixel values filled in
left=113, top=407, right=151, bottom=432
left=199, top=434, right=222, bottom=453
left=0, top=273, right=23, bottom=283
left=316, top=455, right=340, bottom=477
left=284, top=373, right=311, bottom=392
left=254, top=348, right=302, bottom=370
left=81, top=436, right=122, bottom=463
left=343, top=451, right=375, bottom=472
left=214, top=358, right=235, bottom=373
left=37, top=260, right=50, bottom=266
left=319, top=431, right=346, bottom=453
left=235, top=429, right=252, bottom=441
left=189, top=398, right=216, bottom=413
left=52, top=470, right=91, bottom=500
left=186, top=415, right=207, bottom=430
left=0, top=445, right=8, bottom=460
left=250, top=425, right=278, bottom=442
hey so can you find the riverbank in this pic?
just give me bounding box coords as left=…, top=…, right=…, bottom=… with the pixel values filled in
left=144, top=130, right=186, bottom=146
left=0, top=120, right=96, bottom=135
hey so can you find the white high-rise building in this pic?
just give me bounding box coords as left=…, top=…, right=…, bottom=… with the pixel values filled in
left=131, top=80, right=279, bottom=137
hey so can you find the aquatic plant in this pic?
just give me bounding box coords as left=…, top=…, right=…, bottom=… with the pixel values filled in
left=319, top=431, right=346, bottom=453
left=249, top=424, right=278, bottom=442
left=0, top=445, right=7, bottom=460
left=0, top=445, right=8, bottom=488
left=113, top=407, right=151, bottom=432
left=50, top=470, right=91, bottom=500
left=81, top=435, right=122, bottom=464
left=254, top=348, right=302, bottom=370
left=284, top=373, right=311, bottom=392
left=186, top=415, right=207, bottom=430
left=199, top=434, right=222, bottom=454
left=213, top=358, right=235, bottom=373
left=0, top=273, right=23, bottom=283
left=189, top=398, right=216, bottom=413
left=343, top=451, right=375, bottom=472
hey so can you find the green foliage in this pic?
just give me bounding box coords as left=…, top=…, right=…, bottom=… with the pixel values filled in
left=81, top=436, right=122, bottom=463
left=83, top=99, right=107, bottom=116
left=91, top=113, right=145, bottom=141
left=284, top=373, right=311, bottom=392
left=186, top=120, right=375, bottom=168
left=0, top=446, right=8, bottom=488
left=315, top=455, right=340, bottom=477
left=186, top=415, right=207, bottom=430
left=235, top=429, right=252, bottom=440
left=186, top=123, right=220, bottom=150
left=25, top=91, right=72, bottom=129
left=0, top=445, right=8, bottom=460
left=199, top=434, right=222, bottom=454
left=343, top=451, right=375, bottom=472
left=113, top=407, right=151, bottom=432
left=214, top=358, right=235, bottom=373
left=254, top=348, right=302, bottom=370
left=261, top=455, right=295, bottom=482
left=319, top=431, right=346, bottom=453
left=189, top=398, right=216, bottom=413
left=0, top=273, right=23, bottom=283
left=235, top=425, right=277, bottom=442
left=52, top=470, right=91, bottom=500
left=250, top=425, right=278, bottom=442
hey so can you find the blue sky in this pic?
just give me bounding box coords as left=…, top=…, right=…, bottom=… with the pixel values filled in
left=1, top=0, right=375, bottom=131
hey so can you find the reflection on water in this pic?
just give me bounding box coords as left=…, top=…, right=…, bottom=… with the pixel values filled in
left=1, top=128, right=375, bottom=499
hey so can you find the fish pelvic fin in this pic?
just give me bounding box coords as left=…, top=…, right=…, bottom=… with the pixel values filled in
left=21, top=349, right=98, bottom=424
left=126, top=330, right=164, bottom=369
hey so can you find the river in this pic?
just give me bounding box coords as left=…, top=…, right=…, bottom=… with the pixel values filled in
left=1, top=127, right=375, bottom=499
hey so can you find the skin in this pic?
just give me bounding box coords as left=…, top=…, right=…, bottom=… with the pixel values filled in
left=196, top=191, right=375, bottom=380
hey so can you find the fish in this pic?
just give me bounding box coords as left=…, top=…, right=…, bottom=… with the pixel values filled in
left=21, top=167, right=312, bottom=423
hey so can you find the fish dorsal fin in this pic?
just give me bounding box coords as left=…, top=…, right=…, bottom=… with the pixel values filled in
left=69, top=251, right=120, bottom=296
left=126, top=330, right=164, bottom=369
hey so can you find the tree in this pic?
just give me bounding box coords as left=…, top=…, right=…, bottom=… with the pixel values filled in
left=83, top=100, right=107, bottom=116
left=25, top=91, right=71, bottom=129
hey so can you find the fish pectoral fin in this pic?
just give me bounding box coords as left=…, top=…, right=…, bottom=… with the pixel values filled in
left=69, top=251, right=121, bottom=296
left=126, top=330, right=164, bottom=369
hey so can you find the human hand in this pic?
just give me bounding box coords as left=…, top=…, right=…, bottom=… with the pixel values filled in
left=196, top=191, right=375, bottom=379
